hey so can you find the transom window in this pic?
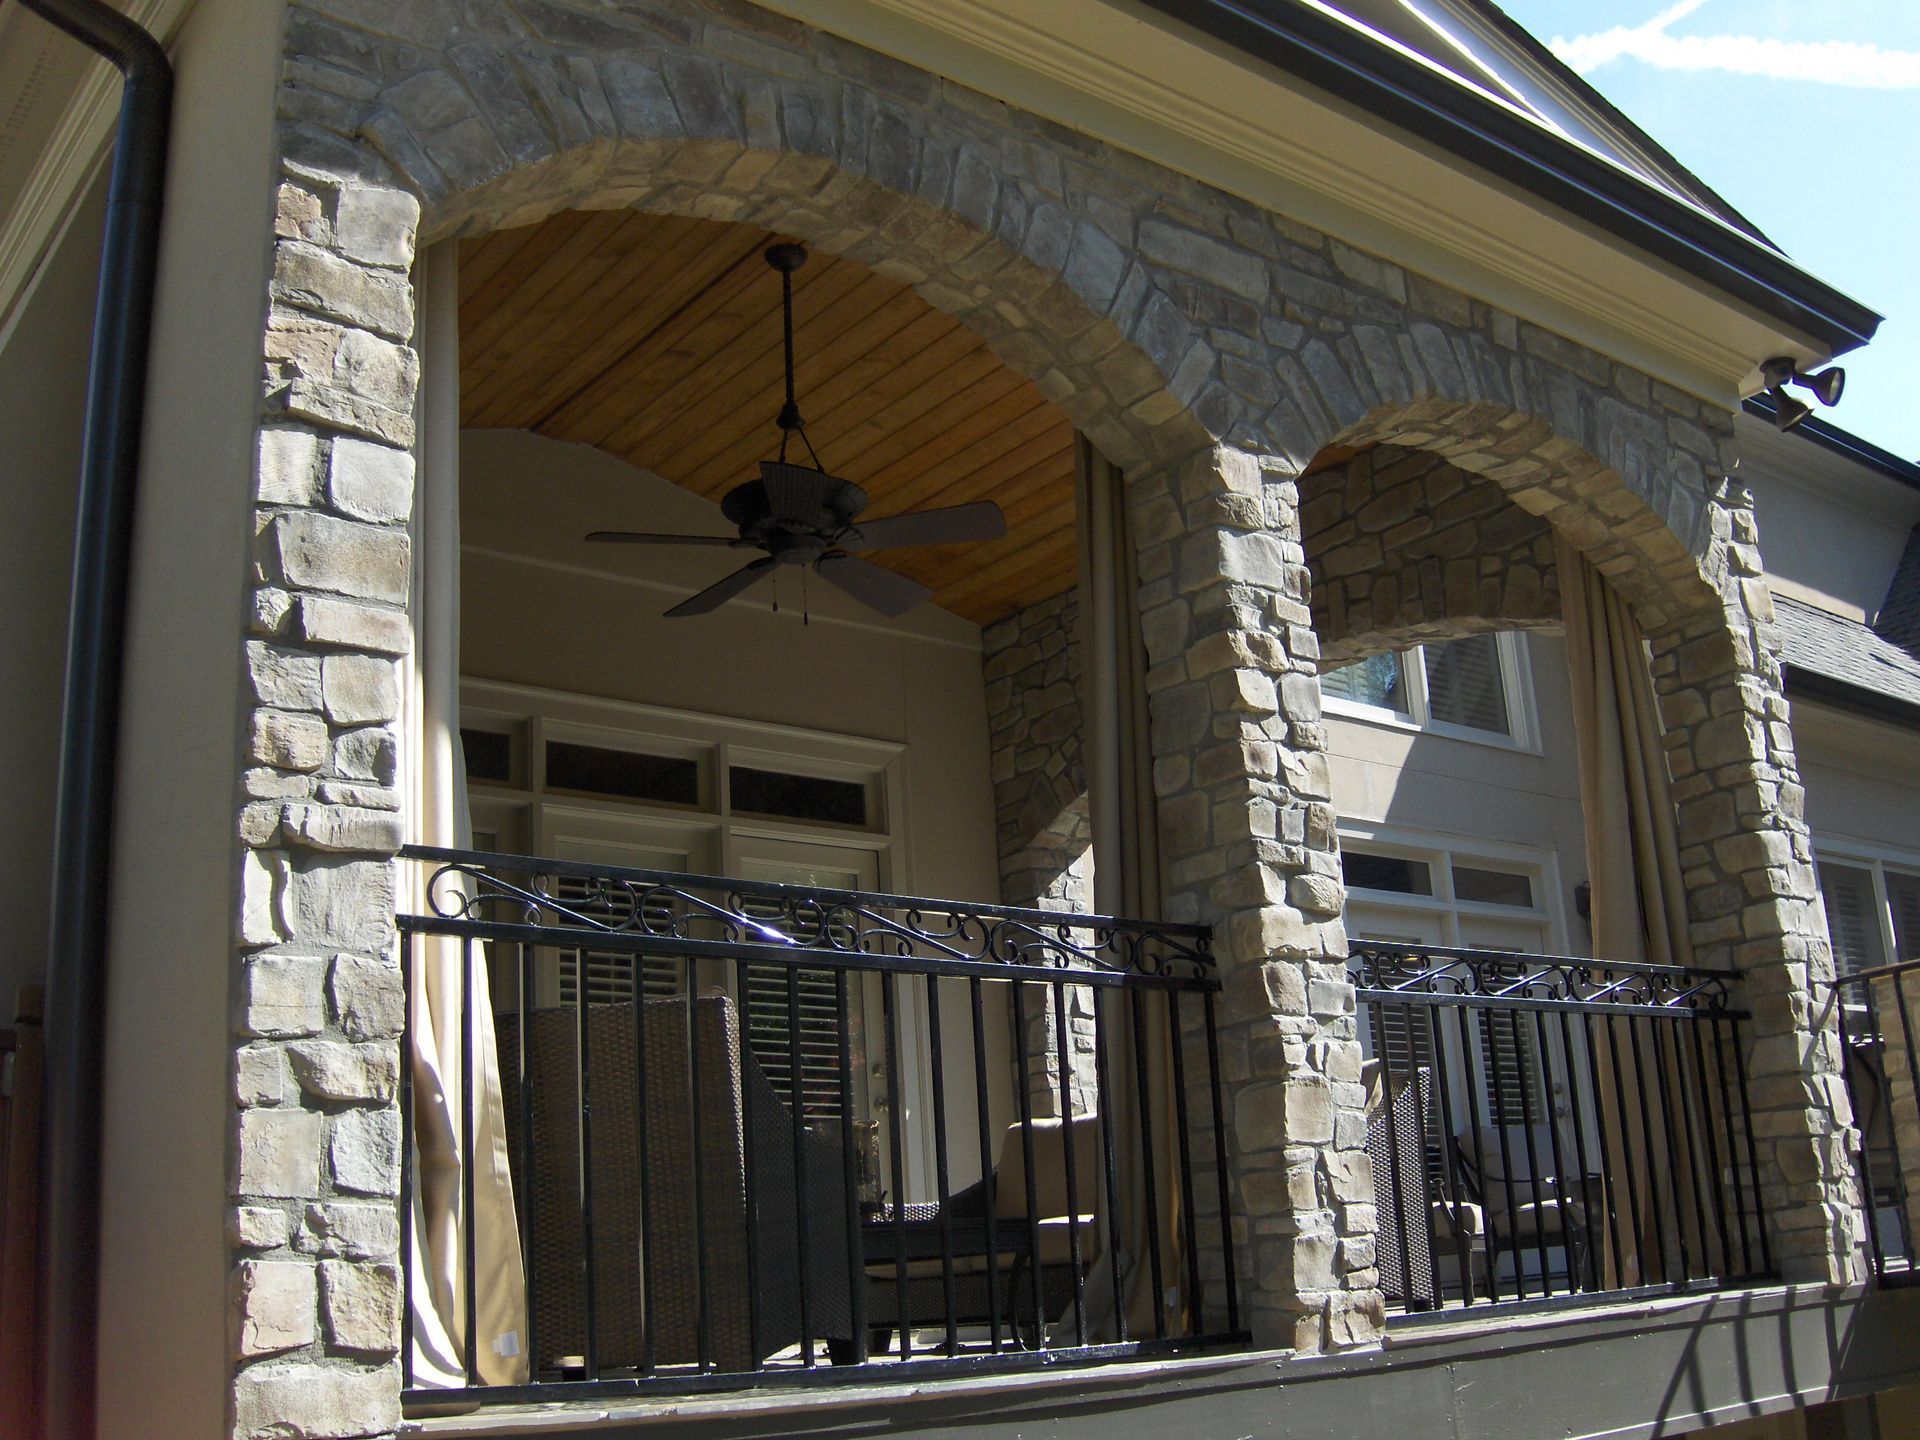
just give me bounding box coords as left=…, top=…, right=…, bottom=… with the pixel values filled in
left=1321, top=632, right=1532, bottom=746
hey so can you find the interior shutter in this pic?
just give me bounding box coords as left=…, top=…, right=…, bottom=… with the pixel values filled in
left=1475, top=1009, right=1541, bottom=1126
left=742, top=965, right=846, bottom=1120
left=553, top=873, right=682, bottom=1006
left=736, top=893, right=847, bottom=1120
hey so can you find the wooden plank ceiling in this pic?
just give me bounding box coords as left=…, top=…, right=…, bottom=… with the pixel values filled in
left=456, top=210, right=1079, bottom=625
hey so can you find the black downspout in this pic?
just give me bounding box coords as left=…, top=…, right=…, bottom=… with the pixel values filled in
left=11, top=3, right=172, bottom=1438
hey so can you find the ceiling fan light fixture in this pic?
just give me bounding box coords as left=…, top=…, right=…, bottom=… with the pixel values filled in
left=583, top=240, right=1007, bottom=620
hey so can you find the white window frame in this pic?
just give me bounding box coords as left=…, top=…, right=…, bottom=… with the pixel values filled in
left=1322, top=631, right=1540, bottom=753
left=1336, top=822, right=1569, bottom=952
left=1813, top=837, right=1920, bottom=978
left=458, top=678, right=952, bottom=1198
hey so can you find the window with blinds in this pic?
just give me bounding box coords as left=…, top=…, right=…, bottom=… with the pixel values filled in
left=1322, top=652, right=1409, bottom=714
left=1321, top=633, right=1524, bottom=741
left=1819, top=861, right=1887, bottom=978
left=1889, top=871, right=1920, bottom=965
left=1425, top=635, right=1511, bottom=736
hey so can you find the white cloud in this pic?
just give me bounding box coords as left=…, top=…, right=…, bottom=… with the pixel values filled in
left=1551, top=0, right=1920, bottom=89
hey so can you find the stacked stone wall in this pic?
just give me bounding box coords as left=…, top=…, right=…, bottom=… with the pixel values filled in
left=226, top=165, right=421, bottom=1439
left=1305, top=444, right=1560, bottom=667
left=1131, top=446, right=1374, bottom=1348
left=984, top=590, right=1089, bottom=911
left=983, top=590, right=1098, bottom=1117
left=1648, top=484, right=1864, bottom=1282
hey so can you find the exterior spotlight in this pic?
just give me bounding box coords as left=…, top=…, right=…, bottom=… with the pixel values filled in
left=1759, top=356, right=1846, bottom=430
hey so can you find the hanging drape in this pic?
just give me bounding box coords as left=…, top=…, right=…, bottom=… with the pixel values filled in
left=406, top=244, right=529, bottom=1387
left=1076, top=437, right=1184, bottom=1340
left=1558, top=535, right=1702, bottom=1287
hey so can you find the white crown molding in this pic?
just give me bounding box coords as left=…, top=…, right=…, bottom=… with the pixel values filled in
left=0, top=0, right=193, bottom=336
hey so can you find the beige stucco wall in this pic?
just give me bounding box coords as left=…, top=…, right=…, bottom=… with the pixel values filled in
left=1324, top=631, right=1589, bottom=941
left=1737, top=416, right=1920, bottom=624
left=1796, top=706, right=1920, bottom=857
left=0, top=166, right=104, bottom=1008
left=96, top=0, right=286, bottom=1434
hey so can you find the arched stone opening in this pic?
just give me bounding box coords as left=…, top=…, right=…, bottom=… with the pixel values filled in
left=1293, top=413, right=1859, bottom=1291
left=1304, top=443, right=1562, bottom=668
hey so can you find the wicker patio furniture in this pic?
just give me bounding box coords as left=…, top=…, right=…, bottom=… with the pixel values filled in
left=853, top=1115, right=1101, bottom=1354
left=497, top=994, right=855, bottom=1376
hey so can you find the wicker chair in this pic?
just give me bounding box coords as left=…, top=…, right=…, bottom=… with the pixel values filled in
left=1366, top=1067, right=1438, bottom=1310
left=857, top=1115, right=1101, bottom=1353
left=497, top=995, right=855, bottom=1376
left=1366, top=1065, right=1488, bottom=1309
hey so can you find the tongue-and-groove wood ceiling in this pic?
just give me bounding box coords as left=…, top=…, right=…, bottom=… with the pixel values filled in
left=456, top=210, right=1078, bottom=626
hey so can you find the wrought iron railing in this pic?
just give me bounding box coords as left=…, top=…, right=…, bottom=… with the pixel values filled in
left=397, top=845, right=1242, bottom=1405
left=1348, top=941, right=1771, bottom=1314
left=1836, top=957, right=1920, bottom=1284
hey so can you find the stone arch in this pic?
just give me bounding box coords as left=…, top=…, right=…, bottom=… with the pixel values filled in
left=280, top=0, right=1740, bottom=580
left=1303, top=442, right=1562, bottom=668
left=282, top=0, right=1234, bottom=476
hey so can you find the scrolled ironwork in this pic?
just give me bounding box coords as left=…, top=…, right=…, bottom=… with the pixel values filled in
left=402, top=845, right=1214, bottom=984
left=1347, top=939, right=1741, bottom=1017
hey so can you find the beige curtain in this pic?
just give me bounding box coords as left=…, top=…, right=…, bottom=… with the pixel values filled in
left=1558, top=535, right=1700, bottom=1287
left=407, top=244, right=529, bottom=1387
left=1077, top=437, right=1185, bottom=1340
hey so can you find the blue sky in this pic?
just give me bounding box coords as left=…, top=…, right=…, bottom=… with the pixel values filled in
left=1492, top=0, right=1920, bottom=460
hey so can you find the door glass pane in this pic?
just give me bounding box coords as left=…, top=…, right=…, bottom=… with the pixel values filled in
left=1322, top=652, right=1411, bottom=715
left=1819, top=861, right=1886, bottom=977
left=1888, top=870, right=1920, bottom=965
left=1424, top=634, right=1510, bottom=735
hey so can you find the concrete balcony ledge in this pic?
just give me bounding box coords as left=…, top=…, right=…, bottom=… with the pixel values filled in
left=405, top=1282, right=1920, bottom=1440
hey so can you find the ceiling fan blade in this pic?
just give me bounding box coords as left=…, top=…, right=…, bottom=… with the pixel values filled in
left=814, top=554, right=933, bottom=618
left=840, top=500, right=1007, bottom=551
left=586, top=530, right=738, bottom=547
left=664, top=558, right=777, bottom=618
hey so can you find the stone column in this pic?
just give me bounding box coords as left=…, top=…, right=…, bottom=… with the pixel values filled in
left=1131, top=445, right=1379, bottom=1352
left=984, top=593, right=1097, bottom=1117
left=227, top=162, right=421, bottom=1439
left=1651, top=480, right=1864, bottom=1285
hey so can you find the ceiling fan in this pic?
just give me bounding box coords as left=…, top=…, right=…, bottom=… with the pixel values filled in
left=586, top=242, right=1007, bottom=619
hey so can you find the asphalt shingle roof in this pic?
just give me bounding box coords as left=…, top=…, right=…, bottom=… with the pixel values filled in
left=1775, top=593, right=1920, bottom=712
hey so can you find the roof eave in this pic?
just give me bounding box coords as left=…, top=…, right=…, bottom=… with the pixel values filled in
left=1133, top=0, right=1882, bottom=358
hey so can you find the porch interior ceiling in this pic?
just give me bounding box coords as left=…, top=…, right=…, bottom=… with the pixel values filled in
left=457, top=209, right=1079, bottom=625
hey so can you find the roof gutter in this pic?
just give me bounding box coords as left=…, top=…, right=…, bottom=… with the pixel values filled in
left=1785, top=666, right=1920, bottom=730
left=1742, top=396, right=1920, bottom=495
left=9, top=3, right=173, bottom=1437
left=1130, top=0, right=1881, bottom=359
